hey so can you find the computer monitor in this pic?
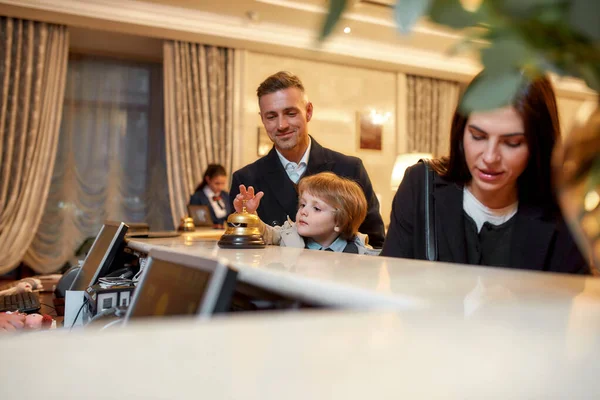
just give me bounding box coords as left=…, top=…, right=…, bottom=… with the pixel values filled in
left=69, top=221, right=129, bottom=291
left=124, top=248, right=237, bottom=322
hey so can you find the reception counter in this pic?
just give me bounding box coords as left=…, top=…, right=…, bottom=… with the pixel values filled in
left=2, top=233, right=600, bottom=399
left=127, top=233, right=600, bottom=318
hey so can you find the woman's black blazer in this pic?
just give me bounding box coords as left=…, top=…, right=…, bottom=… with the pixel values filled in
left=381, top=163, right=590, bottom=275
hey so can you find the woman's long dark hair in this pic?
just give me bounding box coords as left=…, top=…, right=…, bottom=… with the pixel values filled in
left=195, top=164, right=227, bottom=193
left=432, top=74, right=561, bottom=212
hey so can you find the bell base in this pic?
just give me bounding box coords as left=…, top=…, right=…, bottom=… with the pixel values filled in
left=218, top=234, right=266, bottom=249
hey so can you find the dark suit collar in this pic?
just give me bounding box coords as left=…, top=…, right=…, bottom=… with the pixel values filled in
left=433, top=175, right=467, bottom=264
left=261, top=136, right=337, bottom=219
left=264, top=146, right=284, bottom=172
left=305, top=136, right=335, bottom=175
left=263, top=146, right=300, bottom=217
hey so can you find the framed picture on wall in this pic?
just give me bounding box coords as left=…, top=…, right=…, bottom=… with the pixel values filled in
left=356, top=111, right=383, bottom=151
left=257, top=126, right=271, bottom=157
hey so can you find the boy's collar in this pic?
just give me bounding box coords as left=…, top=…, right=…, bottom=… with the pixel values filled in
left=305, top=235, right=347, bottom=252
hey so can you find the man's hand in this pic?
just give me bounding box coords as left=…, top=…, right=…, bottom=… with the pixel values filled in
left=233, top=185, right=264, bottom=214
left=0, top=313, right=25, bottom=332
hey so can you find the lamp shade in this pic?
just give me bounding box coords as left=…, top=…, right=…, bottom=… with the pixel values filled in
left=390, top=153, right=433, bottom=191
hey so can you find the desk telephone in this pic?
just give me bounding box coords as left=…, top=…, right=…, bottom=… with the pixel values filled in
left=104, top=267, right=134, bottom=280
left=82, top=250, right=140, bottom=319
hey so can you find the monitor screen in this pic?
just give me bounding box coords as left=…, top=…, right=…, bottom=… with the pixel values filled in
left=70, top=222, right=129, bottom=291
left=125, top=250, right=237, bottom=322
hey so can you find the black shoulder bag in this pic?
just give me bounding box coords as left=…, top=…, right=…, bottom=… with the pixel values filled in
left=421, top=159, right=438, bottom=261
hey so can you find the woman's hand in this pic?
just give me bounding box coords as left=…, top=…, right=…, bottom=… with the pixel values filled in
left=0, top=312, right=25, bottom=332
left=233, top=185, right=264, bottom=214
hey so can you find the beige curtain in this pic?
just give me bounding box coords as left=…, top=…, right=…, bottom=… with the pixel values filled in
left=24, top=57, right=172, bottom=274
left=406, top=75, right=460, bottom=157
left=163, top=41, right=235, bottom=227
left=0, top=18, right=69, bottom=275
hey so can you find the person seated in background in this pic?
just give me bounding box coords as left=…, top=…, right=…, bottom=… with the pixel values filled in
left=234, top=172, right=380, bottom=255
left=381, top=73, right=589, bottom=275
left=189, top=164, right=232, bottom=228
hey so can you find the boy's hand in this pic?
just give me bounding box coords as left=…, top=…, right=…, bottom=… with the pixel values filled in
left=233, top=185, right=264, bottom=214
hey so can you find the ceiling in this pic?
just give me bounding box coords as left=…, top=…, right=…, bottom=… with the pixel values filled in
left=1, top=0, right=593, bottom=96
left=1, top=0, right=481, bottom=80
left=140, top=0, right=466, bottom=55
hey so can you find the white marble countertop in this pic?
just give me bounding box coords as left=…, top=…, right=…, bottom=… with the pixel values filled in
left=2, top=237, right=597, bottom=399
left=2, top=309, right=600, bottom=399
left=127, top=236, right=600, bottom=317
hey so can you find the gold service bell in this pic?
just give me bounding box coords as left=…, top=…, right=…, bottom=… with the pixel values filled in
left=218, top=202, right=266, bottom=248
left=178, top=217, right=196, bottom=232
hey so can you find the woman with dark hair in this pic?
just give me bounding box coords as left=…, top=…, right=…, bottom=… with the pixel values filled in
left=381, top=75, right=589, bottom=274
left=189, top=164, right=232, bottom=227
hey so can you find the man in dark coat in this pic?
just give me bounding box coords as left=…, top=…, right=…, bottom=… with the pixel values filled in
left=230, top=71, right=385, bottom=248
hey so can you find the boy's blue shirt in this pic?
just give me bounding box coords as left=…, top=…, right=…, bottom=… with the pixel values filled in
left=305, top=236, right=348, bottom=252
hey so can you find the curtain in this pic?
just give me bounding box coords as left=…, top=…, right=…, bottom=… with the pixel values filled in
left=163, top=41, right=235, bottom=228
left=406, top=75, right=460, bottom=157
left=0, top=18, right=69, bottom=275
left=24, top=56, right=172, bottom=274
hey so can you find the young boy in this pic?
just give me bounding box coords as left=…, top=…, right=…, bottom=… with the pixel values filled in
left=233, top=172, right=379, bottom=255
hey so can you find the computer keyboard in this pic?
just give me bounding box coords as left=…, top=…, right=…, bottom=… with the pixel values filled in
left=0, top=292, right=41, bottom=313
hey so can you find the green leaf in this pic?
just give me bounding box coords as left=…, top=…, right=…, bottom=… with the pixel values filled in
left=495, top=0, right=565, bottom=18
left=448, top=27, right=487, bottom=56
left=578, top=64, right=600, bottom=92
left=567, top=0, right=600, bottom=41
left=481, top=34, right=531, bottom=76
left=394, top=0, right=432, bottom=34
left=459, top=70, right=524, bottom=113
left=429, top=0, right=482, bottom=29
left=537, top=57, right=568, bottom=77
left=535, top=5, right=565, bottom=24
left=319, top=0, right=348, bottom=41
